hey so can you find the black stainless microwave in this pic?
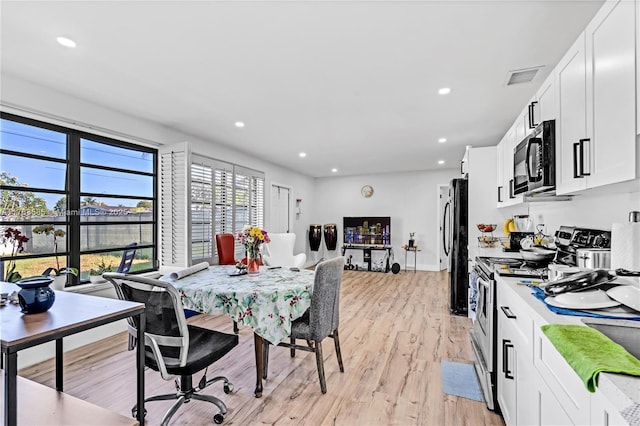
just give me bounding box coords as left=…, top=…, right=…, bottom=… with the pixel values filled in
left=513, top=120, right=556, bottom=195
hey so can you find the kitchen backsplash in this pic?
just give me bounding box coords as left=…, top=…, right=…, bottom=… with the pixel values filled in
left=526, top=189, right=640, bottom=235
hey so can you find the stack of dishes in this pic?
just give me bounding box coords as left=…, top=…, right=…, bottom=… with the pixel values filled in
left=543, top=275, right=640, bottom=317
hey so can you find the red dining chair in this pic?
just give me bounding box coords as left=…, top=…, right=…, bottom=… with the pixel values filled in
left=216, top=234, right=237, bottom=265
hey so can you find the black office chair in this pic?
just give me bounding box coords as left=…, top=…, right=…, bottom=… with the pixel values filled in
left=117, top=242, right=138, bottom=273
left=262, top=256, right=345, bottom=393
left=103, top=273, right=238, bottom=425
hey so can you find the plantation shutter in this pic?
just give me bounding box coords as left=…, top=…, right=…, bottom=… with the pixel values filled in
left=159, top=142, right=191, bottom=267
left=161, top=148, right=265, bottom=266
left=190, top=156, right=214, bottom=264
left=214, top=161, right=234, bottom=238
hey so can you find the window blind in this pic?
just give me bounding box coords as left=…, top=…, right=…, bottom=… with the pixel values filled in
left=190, top=156, right=265, bottom=264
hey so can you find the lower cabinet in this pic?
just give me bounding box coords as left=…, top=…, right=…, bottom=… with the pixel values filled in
left=497, top=282, right=540, bottom=425
left=591, top=392, right=630, bottom=426
left=496, top=280, right=630, bottom=426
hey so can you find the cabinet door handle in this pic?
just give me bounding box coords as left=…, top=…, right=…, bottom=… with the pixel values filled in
left=573, top=142, right=582, bottom=178
left=528, top=101, right=538, bottom=129
left=579, top=138, right=591, bottom=176
left=502, top=339, right=515, bottom=380
left=497, top=186, right=503, bottom=202
left=509, top=179, right=515, bottom=199
left=501, top=306, right=517, bottom=319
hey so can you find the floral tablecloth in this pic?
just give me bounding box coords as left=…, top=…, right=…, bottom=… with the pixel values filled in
left=161, top=266, right=314, bottom=344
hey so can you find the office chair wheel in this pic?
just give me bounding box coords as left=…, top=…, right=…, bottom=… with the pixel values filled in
left=131, top=407, right=147, bottom=419
left=213, top=413, right=225, bottom=424
left=223, top=382, right=234, bottom=394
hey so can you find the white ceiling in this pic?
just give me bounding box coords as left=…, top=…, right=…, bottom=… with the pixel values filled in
left=1, top=1, right=605, bottom=178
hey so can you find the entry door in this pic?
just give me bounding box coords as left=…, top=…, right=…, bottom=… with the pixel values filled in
left=270, top=185, right=290, bottom=233
left=438, top=184, right=449, bottom=271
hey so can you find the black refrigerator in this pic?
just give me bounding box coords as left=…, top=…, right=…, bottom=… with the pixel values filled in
left=444, top=178, right=468, bottom=316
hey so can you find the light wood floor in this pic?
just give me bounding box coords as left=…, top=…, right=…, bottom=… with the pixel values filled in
left=20, top=270, right=504, bottom=426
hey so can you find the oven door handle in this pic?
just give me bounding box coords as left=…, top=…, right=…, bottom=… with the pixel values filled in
left=500, top=305, right=517, bottom=319
left=473, top=268, right=491, bottom=286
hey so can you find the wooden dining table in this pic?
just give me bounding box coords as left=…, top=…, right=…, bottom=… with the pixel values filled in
left=161, top=265, right=315, bottom=397
left=1, top=282, right=146, bottom=425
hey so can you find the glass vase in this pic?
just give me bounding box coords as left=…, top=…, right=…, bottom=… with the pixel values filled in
left=247, top=257, right=260, bottom=275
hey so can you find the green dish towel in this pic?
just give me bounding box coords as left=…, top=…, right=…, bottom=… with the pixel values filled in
left=541, top=324, right=640, bottom=392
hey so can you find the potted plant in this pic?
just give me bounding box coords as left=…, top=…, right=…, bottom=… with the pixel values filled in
left=89, top=258, right=113, bottom=283
left=1, top=227, right=30, bottom=282
left=33, top=225, right=78, bottom=290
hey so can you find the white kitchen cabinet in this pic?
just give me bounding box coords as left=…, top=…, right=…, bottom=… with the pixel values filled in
left=557, top=32, right=588, bottom=194
left=637, top=0, right=640, bottom=135
left=496, top=125, right=524, bottom=208
left=496, top=136, right=506, bottom=206
left=497, top=280, right=538, bottom=426
left=585, top=0, right=637, bottom=188
left=591, top=391, right=630, bottom=426
left=557, top=0, right=637, bottom=194
left=523, top=72, right=558, bottom=134
left=536, top=70, right=558, bottom=123
left=533, top=319, right=592, bottom=425
left=496, top=276, right=633, bottom=426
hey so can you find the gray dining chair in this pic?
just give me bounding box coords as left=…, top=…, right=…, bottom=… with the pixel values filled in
left=103, top=273, right=238, bottom=425
left=262, top=256, right=345, bottom=393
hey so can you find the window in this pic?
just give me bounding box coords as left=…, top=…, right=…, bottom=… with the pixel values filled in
left=0, top=113, right=158, bottom=285
left=191, top=155, right=264, bottom=263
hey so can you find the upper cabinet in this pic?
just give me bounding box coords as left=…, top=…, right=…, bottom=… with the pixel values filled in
left=556, top=0, right=637, bottom=194
left=535, top=71, right=558, bottom=123
left=496, top=125, right=524, bottom=207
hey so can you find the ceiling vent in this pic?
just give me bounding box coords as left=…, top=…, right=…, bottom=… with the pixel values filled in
left=505, top=66, right=544, bottom=86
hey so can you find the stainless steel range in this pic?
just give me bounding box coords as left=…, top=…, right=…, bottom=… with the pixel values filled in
left=469, top=256, right=499, bottom=410
left=470, top=225, right=612, bottom=412
left=470, top=255, right=548, bottom=411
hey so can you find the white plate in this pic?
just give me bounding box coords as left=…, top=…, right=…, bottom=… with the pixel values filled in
left=580, top=306, right=640, bottom=318
left=606, top=285, right=640, bottom=312
left=545, top=289, right=620, bottom=310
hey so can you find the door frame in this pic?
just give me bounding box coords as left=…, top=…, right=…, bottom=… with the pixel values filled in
left=270, top=182, right=292, bottom=233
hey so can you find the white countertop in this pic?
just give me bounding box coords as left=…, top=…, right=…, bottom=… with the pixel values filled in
left=496, top=274, right=640, bottom=423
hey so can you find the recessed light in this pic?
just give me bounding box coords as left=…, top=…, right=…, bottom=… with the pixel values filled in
left=234, top=122, right=245, bottom=128
left=331, top=168, right=338, bottom=173
left=56, top=37, right=76, bottom=48
left=438, top=87, right=451, bottom=95
left=438, top=138, right=447, bottom=143
left=438, top=160, right=445, bottom=165
left=299, top=152, right=306, bottom=158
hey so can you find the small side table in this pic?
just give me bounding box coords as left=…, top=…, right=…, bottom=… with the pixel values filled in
left=402, top=246, right=420, bottom=272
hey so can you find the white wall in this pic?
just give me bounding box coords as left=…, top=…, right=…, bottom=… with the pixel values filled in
left=312, top=168, right=459, bottom=270
left=1, top=75, right=316, bottom=259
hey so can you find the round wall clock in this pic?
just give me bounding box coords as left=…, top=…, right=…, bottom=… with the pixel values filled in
left=361, top=185, right=374, bottom=198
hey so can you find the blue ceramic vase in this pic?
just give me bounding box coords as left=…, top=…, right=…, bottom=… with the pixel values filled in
left=16, top=276, right=55, bottom=314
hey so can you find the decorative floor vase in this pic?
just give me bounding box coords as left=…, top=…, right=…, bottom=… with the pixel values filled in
left=323, top=223, right=338, bottom=251
left=309, top=224, right=322, bottom=251
left=248, top=258, right=260, bottom=274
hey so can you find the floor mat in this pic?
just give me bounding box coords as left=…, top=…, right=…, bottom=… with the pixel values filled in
left=440, top=360, right=484, bottom=402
